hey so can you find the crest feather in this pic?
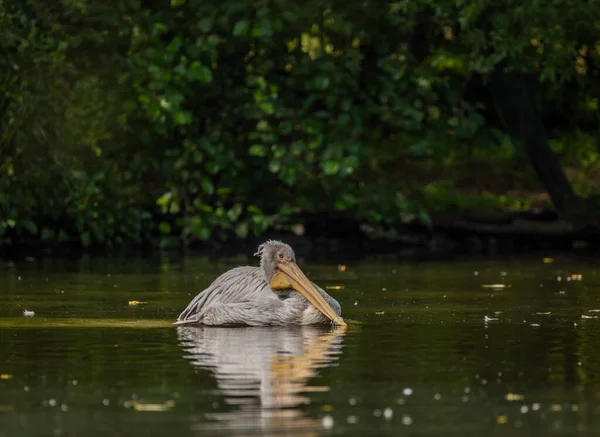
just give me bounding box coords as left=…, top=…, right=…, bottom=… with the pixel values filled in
left=254, top=240, right=283, bottom=257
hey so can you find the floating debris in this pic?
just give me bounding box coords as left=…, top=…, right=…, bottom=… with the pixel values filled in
left=484, top=316, right=499, bottom=322
left=543, top=258, right=554, bottom=263
left=322, top=415, right=334, bottom=429
left=128, top=301, right=147, bottom=306
left=346, top=415, right=358, bottom=424
left=23, top=310, right=35, bottom=317
left=482, top=284, right=507, bottom=289
left=581, top=315, right=598, bottom=319
left=337, top=265, right=347, bottom=272
left=536, top=312, right=551, bottom=315
left=531, top=323, right=541, bottom=327
left=402, top=415, right=413, bottom=425
left=375, top=311, right=385, bottom=315
left=571, top=274, right=583, bottom=281
left=402, top=387, right=413, bottom=396
left=326, top=285, right=344, bottom=290
left=383, top=408, right=394, bottom=420
left=589, top=309, right=600, bottom=313
left=505, top=393, right=525, bottom=401
left=129, top=400, right=175, bottom=412
left=0, top=374, right=13, bottom=380
left=496, top=415, right=508, bottom=424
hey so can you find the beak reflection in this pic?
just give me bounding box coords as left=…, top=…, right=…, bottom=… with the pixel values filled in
left=270, top=262, right=346, bottom=326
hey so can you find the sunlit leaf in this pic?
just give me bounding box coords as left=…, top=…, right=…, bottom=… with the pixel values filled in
left=322, top=161, right=340, bottom=175
left=249, top=145, right=266, bottom=156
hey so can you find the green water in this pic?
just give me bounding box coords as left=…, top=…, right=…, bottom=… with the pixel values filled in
left=1, top=252, right=600, bottom=436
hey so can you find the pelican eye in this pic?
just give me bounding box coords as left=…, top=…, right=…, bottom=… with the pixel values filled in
left=278, top=253, right=284, bottom=259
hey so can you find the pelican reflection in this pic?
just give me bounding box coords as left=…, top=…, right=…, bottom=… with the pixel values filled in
left=177, top=325, right=346, bottom=434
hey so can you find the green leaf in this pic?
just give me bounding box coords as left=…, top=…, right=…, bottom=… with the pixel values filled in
left=235, top=222, right=249, bottom=238
left=268, top=160, right=281, bottom=173
left=258, top=19, right=273, bottom=37
left=249, top=145, right=266, bottom=156
left=6, top=219, right=16, bottom=228
left=282, top=11, right=297, bottom=22
left=154, top=23, right=168, bottom=34
left=169, top=201, right=180, bottom=214
left=410, top=140, right=430, bottom=155
left=197, top=18, right=213, bottom=32
left=259, top=102, right=274, bottom=114
left=201, top=178, right=214, bottom=195
left=173, top=111, right=192, bottom=125
left=247, top=205, right=262, bottom=214
left=418, top=208, right=432, bottom=226
left=188, top=61, right=213, bottom=83
left=233, top=20, right=249, bottom=36
left=157, top=192, right=173, bottom=207
left=22, top=219, right=38, bottom=235
left=159, top=222, right=172, bottom=235
left=322, top=160, right=340, bottom=175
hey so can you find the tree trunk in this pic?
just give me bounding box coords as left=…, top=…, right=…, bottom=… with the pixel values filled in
left=489, top=69, right=595, bottom=229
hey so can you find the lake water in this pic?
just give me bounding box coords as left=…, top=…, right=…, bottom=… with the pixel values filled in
left=1, top=250, right=600, bottom=436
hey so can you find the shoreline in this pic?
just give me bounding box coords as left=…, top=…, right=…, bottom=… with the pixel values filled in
left=1, top=208, right=599, bottom=261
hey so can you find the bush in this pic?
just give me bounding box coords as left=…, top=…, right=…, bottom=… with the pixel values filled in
left=1, top=0, right=599, bottom=248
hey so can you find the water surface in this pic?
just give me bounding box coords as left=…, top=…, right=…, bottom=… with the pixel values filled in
left=1, top=252, right=600, bottom=436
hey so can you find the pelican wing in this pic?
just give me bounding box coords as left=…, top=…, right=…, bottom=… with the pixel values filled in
left=174, top=266, right=274, bottom=325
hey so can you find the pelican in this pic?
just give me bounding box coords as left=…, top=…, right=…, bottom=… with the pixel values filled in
left=174, top=240, right=346, bottom=326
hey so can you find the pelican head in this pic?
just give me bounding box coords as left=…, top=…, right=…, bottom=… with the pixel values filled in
left=255, top=240, right=346, bottom=326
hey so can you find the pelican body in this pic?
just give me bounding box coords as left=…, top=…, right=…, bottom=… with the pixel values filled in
left=174, top=240, right=346, bottom=327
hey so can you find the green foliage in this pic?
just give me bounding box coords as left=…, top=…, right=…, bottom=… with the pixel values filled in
left=1, top=0, right=599, bottom=247
left=421, top=180, right=547, bottom=214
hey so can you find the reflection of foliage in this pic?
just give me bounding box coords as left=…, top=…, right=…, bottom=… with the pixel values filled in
left=1, top=0, right=600, bottom=247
